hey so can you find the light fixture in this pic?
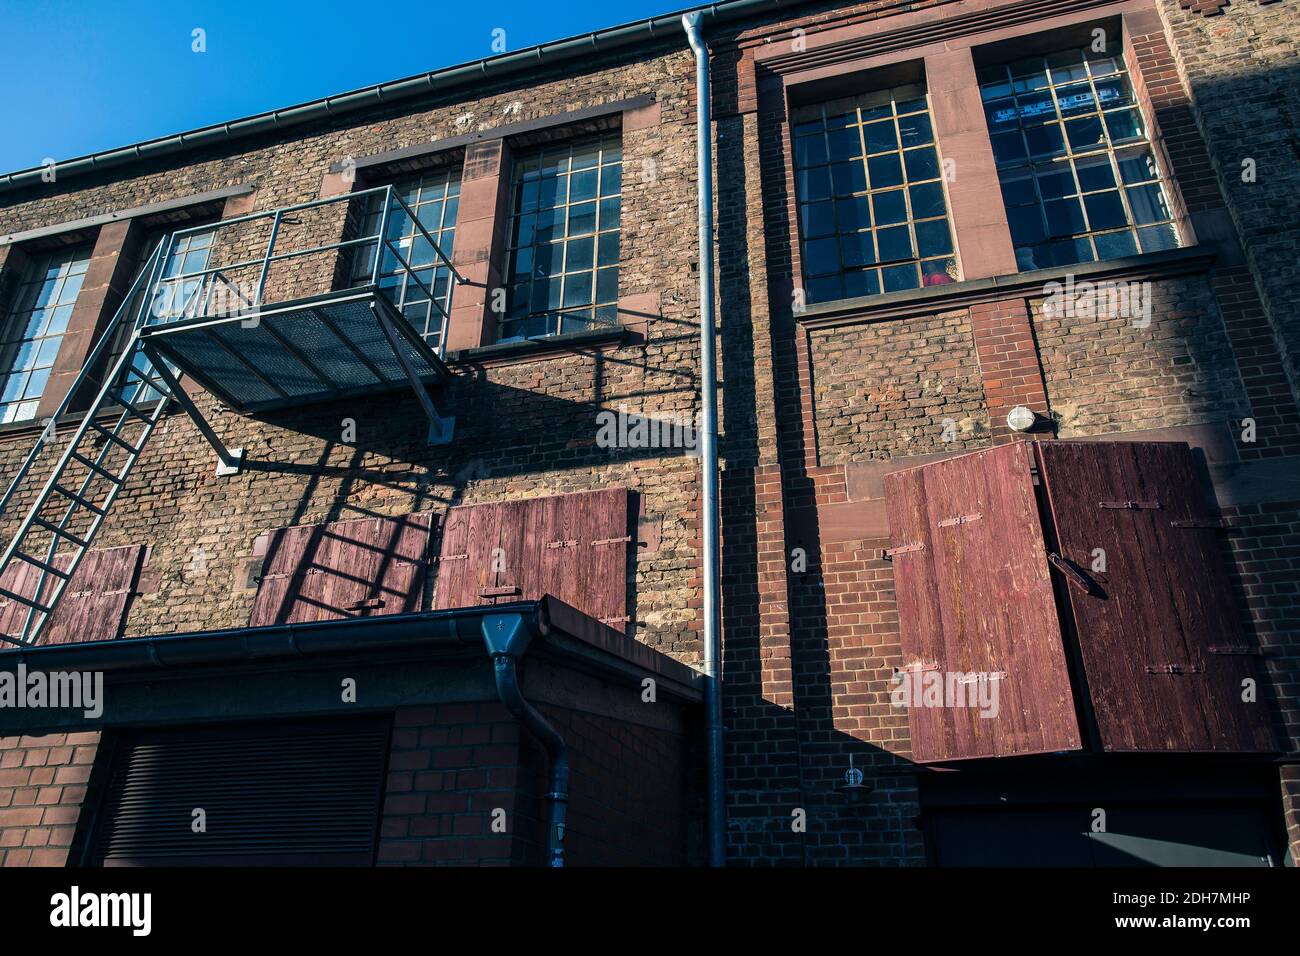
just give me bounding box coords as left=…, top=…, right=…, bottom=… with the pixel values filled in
left=837, top=754, right=873, bottom=805
left=1006, top=405, right=1040, bottom=433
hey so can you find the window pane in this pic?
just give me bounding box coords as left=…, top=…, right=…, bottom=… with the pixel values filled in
left=909, top=182, right=947, bottom=220
left=790, top=83, right=960, bottom=304
left=502, top=133, right=622, bottom=338
left=0, top=245, right=92, bottom=423
left=836, top=195, right=872, bottom=232
left=982, top=43, right=1181, bottom=268
left=346, top=167, right=461, bottom=349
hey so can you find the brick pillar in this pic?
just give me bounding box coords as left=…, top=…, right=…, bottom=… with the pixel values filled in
left=925, top=48, right=1019, bottom=281
left=445, top=140, right=513, bottom=353
left=37, top=219, right=147, bottom=418
left=969, top=297, right=1050, bottom=443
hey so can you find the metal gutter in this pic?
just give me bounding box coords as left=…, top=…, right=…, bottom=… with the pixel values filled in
left=0, top=0, right=802, bottom=195
left=682, top=10, right=727, bottom=869
left=0, top=603, right=512, bottom=672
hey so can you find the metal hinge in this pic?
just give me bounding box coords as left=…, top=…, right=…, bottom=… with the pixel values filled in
left=480, top=585, right=520, bottom=597
left=1144, top=663, right=1203, bottom=675
left=1099, top=500, right=1161, bottom=510
left=439, top=553, right=468, bottom=561
left=590, top=536, right=632, bottom=547
left=344, top=598, right=385, bottom=612
left=937, top=512, right=982, bottom=528
left=883, top=541, right=925, bottom=560
left=898, top=659, right=941, bottom=673
left=1209, top=645, right=1263, bottom=657
left=1171, top=518, right=1228, bottom=530
left=955, top=671, right=1008, bottom=683
left=545, top=539, right=579, bottom=550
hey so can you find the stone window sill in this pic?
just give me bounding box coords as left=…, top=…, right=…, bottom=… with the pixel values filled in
left=797, top=246, right=1217, bottom=330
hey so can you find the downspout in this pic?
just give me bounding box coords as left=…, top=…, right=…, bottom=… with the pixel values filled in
left=682, top=10, right=726, bottom=869
left=481, top=613, right=569, bottom=868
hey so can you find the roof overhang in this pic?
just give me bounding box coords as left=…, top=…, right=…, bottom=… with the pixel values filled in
left=0, top=596, right=703, bottom=703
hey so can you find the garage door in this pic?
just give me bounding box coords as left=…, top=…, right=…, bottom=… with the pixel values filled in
left=88, top=716, right=391, bottom=866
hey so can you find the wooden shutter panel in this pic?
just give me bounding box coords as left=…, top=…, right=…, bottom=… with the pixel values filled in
left=0, top=545, right=145, bottom=645
left=249, top=512, right=434, bottom=626
left=1036, top=441, right=1279, bottom=753
left=434, top=489, right=631, bottom=631
left=90, top=716, right=390, bottom=866
left=885, top=444, right=1082, bottom=761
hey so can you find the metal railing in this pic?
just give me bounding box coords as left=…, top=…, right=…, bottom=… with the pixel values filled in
left=146, top=184, right=465, bottom=352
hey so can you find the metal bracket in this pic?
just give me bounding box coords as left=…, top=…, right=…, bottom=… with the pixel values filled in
left=1099, top=500, right=1161, bottom=510
left=143, top=346, right=244, bottom=476
left=883, top=541, right=925, bottom=560
left=898, top=659, right=941, bottom=673
left=937, top=512, right=982, bottom=528
left=1047, top=552, right=1098, bottom=595
left=1144, top=663, right=1203, bottom=675
left=371, top=302, right=455, bottom=446
left=1171, top=518, right=1228, bottom=530
left=1209, top=645, right=1264, bottom=657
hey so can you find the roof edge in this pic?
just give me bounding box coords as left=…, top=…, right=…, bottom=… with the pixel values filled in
left=0, top=0, right=799, bottom=196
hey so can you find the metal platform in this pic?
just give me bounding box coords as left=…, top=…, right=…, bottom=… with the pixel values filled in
left=140, top=288, right=450, bottom=413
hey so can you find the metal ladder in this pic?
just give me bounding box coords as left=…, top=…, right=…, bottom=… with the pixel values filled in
left=0, top=239, right=239, bottom=647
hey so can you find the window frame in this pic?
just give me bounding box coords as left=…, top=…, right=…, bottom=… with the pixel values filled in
left=976, top=32, right=1183, bottom=271
left=500, top=132, right=623, bottom=341
left=347, top=165, right=461, bottom=351
left=0, top=243, right=93, bottom=424
left=790, top=80, right=960, bottom=305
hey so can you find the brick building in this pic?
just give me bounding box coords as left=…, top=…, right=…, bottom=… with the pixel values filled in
left=0, top=0, right=1296, bottom=866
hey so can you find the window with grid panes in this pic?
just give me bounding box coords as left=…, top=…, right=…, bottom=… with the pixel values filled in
left=792, top=83, right=958, bottom=304
left=153, top=228, right=217, bottom=322
left=110, top=228, right=218, bottom=407
left=0, top=245, right=92, bottom=423
left=350, top=168, right=460, bottom=350
left=979, top=34, right=1182, bottom=270
left=502, top=134, right=621, bottom=340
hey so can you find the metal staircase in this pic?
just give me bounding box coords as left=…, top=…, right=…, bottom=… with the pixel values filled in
left=0, top=185, right=462, bottom=646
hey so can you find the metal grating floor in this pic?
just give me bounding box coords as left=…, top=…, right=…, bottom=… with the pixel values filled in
left=140, top=290, right=448, bottom=413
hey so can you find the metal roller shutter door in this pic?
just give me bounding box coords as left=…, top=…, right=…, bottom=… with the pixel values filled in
left=88, top=716, right=391, bottom=867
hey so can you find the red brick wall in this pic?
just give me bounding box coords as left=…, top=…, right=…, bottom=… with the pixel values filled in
left=379, top=702, right=533, bottom=866
left=0, top=731, right=99, bottom=867
left=378, top=701, right=690, bottom=867
left=540, top=705, right=689, bottom=866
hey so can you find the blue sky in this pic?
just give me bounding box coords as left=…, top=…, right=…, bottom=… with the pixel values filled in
left=0, top=0, right=683, bottom=172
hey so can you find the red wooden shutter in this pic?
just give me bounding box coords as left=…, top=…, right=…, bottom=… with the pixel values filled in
left=0, top=545, right=145, bottom=646
left=434, top=489, right=631, bottom=631
left=249, top=512, right=434, bottom=626
left=1036, top=441, right=1279, bottom=753
left=885, top=443, right=1082, bottom=761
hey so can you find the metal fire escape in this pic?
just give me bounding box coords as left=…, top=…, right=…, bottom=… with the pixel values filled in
left=0, top=186, right=463, bottom=646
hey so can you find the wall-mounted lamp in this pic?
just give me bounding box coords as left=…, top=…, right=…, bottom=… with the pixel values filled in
left=1006, top=405, right=1045, bottom=433
left=837, top=754, right=873, bottom=806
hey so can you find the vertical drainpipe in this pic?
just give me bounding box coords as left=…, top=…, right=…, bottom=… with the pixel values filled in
left=682, top=9, right=727, bottom=869
left=482, top=613, right=569, bottom=868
